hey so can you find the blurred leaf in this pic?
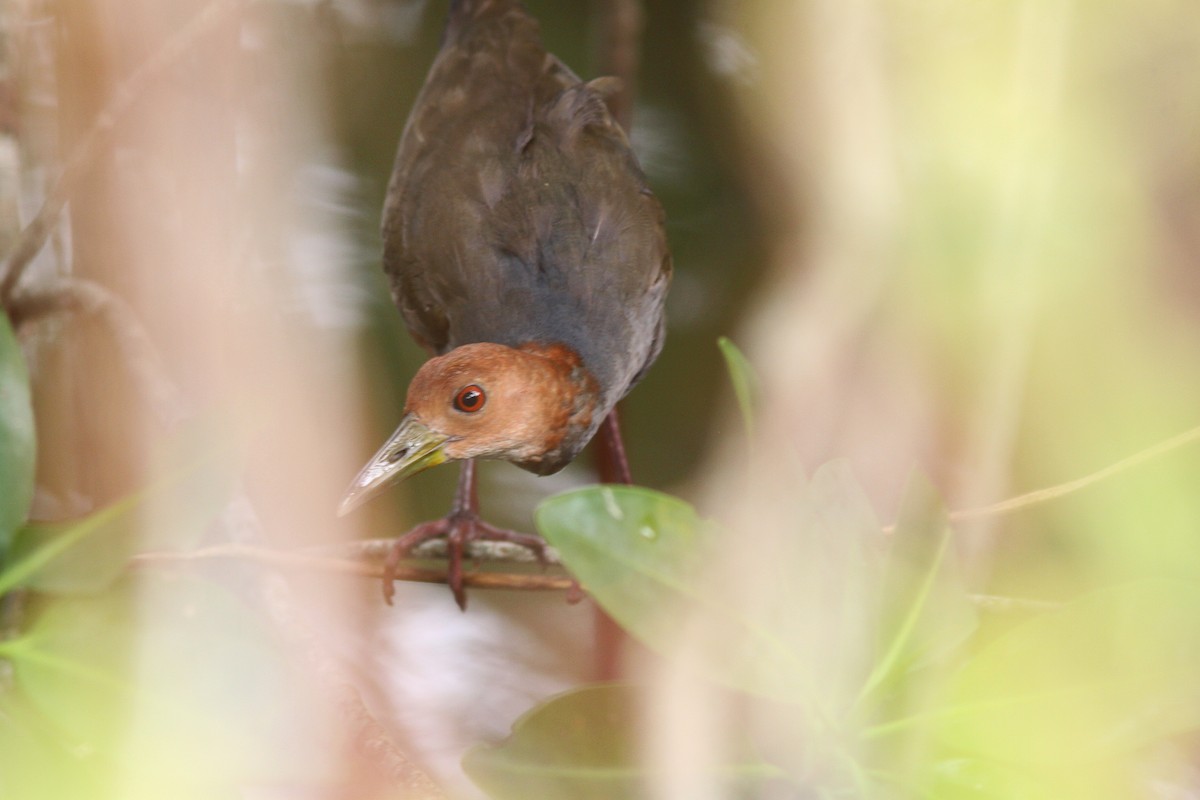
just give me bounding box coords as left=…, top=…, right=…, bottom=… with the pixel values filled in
left=0, top=311, right=36, bottom=557
left=537, top=484, right=816, bottom=703
left=717, top=336, right=759, bottom=440
left=936, top=580, right=1200, bottom=765
left=463, top=684, right=644, bottom=800
left=0, top=418, right=235, bottom=595
left=464, top=684, right=786, bottom=800
left=537, top=463, right=883, bottom=709
left=5, top=572, right=330, bottom=797
left=925, top=758, right=1066, bottom=800
left=857, top=472, right=976, bottom=706
left=778, top=461, right=886, bottom=712
left=0, top=693, right=100, bottom=800
left=2, top=499, right=141, bottom=595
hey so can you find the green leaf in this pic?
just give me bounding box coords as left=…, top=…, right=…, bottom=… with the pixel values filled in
left=536, top=484, right=817, bottom=704
left=856, top=472, right=976, bottom=708
left=3, top=498, right=141, bottom=595
left=0, top=417, right=235, bottom=595
left=935, top=580, right=1200, bottom=764
left=536, top=463, right=884, bottom=710
left=717, top=336, right=759, bottom=440
left=0, top=311, right=36, bottom=557
left=464, top=684, right=787, bottom=800
left=535, top=485, right=712, bottom=648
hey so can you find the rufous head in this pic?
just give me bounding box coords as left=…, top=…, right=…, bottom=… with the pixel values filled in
left=339, top=342, right=595, bottom=515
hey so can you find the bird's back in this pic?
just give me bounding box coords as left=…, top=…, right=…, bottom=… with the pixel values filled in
left=382, top=0, right=670, bottom=411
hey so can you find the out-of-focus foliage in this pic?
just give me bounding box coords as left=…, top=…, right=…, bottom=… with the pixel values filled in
left=3, top=499, right=142, bottom=596
left=866, top=473, right=975, bottom=697
left=483, top=311, right=1200, bottom=798
left=464, top=683, right=788, bottom=799
left=523, top=470, right=1200, bottom=798
left=937, top=581, right=1200, bottom=761
left=5, top=0, right=1200, bottom=797
left=0, top=573, right=332, bottom=799
left=464, top=684, right=649, bottom=800
left=717, top=336, right=758, bottom=440
left=1, top=420, right=235, bottom=595
left=537, top=464, right=886, bottom=711
left=0, top=312, right=35, bottom=556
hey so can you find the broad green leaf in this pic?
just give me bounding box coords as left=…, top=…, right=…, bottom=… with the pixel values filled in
left=537, top=485, right=814, bottom=703
left=857, top=472, right=976, bottom=708
left=935, top=580, right=1200, bottom=764
left=464, top=684, right=787, bottom=800
left=717, top=336, right=759, bottom=440
left=536, top=462, right=883, bottom=710
left=0, top=311, right=36, bottom=556
left=535, top=485, right=712, bottom=650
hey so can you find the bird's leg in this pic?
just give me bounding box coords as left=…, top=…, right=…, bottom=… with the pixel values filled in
left=590, top=407, right=633, bottom=681
left=594, top=407, right=633, bottom=485
left=382, top=459, right=549, bottom=610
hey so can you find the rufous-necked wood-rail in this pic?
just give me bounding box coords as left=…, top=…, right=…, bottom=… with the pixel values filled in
left=340, top=0, right=671, bottom=609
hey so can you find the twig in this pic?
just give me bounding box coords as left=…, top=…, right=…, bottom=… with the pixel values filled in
left=9, top=277, right=189, bottom=428
left=884, top=422, right=1200, bottom=533
left=0, top=0, right=243, bottom=305
left=133, top=542, right=576, bottom=593
left=135, top=537, right=1066, bottom=619
left=949, top=423, right=1200, bottom=521
left=345, top=537, right=562, bottom=566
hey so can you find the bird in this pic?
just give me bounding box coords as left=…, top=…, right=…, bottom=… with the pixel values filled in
left=339, top=0, right=671, bottom=610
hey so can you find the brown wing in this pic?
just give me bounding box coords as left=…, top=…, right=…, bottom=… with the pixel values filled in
left=382, top=0, right=671, bottom=405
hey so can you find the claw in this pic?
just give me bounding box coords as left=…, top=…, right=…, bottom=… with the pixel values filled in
left=380, top=511, right=546, bottom=610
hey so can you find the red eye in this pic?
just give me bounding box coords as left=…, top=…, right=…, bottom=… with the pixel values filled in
left=453, top=384, right=486, bottom=413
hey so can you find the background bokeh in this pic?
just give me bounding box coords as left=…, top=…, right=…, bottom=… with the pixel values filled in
left=3, top=0, right=1200, bottom=797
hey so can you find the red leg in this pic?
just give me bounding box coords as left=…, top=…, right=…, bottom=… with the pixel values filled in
left=594, top=407, right=633, bottom=485
left=382, top=459, right=549, bottom=610
left=591, top=407, right=632, bottom=681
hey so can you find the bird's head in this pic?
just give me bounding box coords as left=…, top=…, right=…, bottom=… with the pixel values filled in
left=339, top=342, right=596, bottom=515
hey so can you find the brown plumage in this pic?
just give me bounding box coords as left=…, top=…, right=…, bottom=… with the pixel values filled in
left=340, top=0, right=671, bottom=608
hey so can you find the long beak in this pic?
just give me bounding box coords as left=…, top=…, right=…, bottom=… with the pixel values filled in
left=338, top=414, right=450, bottom=516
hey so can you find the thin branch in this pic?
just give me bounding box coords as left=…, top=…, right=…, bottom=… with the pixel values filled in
left=948, top=422, right=1200, bottom=521
left=10, top=277, right=190, bottom=428
left=133, top=542, right=576, bottom=593
left=134, top=539, right=1060, bottom=617
left=344, top=537, right=562, bottom=567
left=0, top=0, right=243, bottom=305
left=884, top=422, right=1200, bottom=533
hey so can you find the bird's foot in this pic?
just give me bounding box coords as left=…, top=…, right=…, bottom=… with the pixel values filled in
left=382, top=511, right=549, bottom=610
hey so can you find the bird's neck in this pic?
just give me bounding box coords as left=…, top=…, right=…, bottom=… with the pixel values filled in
left=513, top=342, right=602, bottom=474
